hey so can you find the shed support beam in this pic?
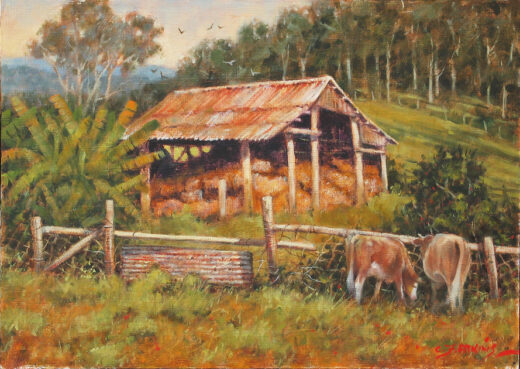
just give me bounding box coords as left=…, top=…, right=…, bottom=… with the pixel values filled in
left=241, top=141, right=253, bottom=213
left=380, top=153, right=388, bottom=192
left=286, top=135, right=296, bottom=213
left=140, top=144, right=151, bottom=218
left=311, top=107, right=320, bottom=211
left=351, top=121, right=365, bottom=205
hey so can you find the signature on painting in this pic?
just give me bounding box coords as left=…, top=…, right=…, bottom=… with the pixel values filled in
left=433, top=336, right=519, bottom=359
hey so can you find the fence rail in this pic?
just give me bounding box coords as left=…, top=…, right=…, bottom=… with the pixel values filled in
left=30, top=196, right=518, bottom=299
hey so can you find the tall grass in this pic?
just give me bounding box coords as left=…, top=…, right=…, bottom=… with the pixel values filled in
left=1, top=269, right=518, bottom=368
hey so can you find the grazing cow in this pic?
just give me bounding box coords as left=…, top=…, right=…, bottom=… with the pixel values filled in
left=346, top=235, right=419, bottom=304
left=413, top=234, right=471, bottom=313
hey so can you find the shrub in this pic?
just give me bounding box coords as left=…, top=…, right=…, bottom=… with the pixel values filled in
left=1, top=95, right=164, bottom=267
left=0, top=308, right=46, bottom=337
left=395, top=145, right=518, bottom=243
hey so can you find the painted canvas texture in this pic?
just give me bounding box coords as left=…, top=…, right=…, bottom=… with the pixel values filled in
left=1, top=0, right=519, bottom=368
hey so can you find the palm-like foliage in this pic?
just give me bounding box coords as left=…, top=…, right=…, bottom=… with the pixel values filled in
left=1, top=95, right=163, bottom=228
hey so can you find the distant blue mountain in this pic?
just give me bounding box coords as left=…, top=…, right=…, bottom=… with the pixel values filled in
left=1, top=57, right=176, bottom=96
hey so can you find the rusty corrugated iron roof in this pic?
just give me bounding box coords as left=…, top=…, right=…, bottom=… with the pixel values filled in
left=125, top=75, right=396, bottom=144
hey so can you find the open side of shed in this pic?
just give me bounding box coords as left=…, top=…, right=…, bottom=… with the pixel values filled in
left=124, top=76, right=397, bottom=217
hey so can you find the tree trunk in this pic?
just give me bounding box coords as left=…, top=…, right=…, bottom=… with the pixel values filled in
left=517, top=68, right=520, bottom=88
left=450, top=59, right=457, bottom=96
left=412, top=48, right=418, bottom=108
left=476, top=62, right=482, bottom=96
left=434, top=57, right=440, bottom=97
left=299, top=58, right=306, bottom=78
left=375, top=52, right=380, bottom=99
left=501, top=83, right=507, bottom=119
left=363, top=55, right=368, bottom=89
left=428, top=56, right=434, bottom=103
left=486, top=84, right=491, bottom=105
left=386, top=44, right=391, bottom=103
left=104, top=69, right=114, bottom=100
left=346, top=55, right=352, bottom=92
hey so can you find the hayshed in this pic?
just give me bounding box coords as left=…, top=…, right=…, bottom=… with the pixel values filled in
left=124, top=75, right=396, bottom=217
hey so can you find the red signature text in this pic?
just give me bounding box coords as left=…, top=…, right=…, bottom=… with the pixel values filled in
left=434, top=337, right=519, bottom=359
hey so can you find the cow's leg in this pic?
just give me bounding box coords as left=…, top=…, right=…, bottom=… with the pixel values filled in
left=347, top=267, right=356, bottom=296
left=354, top=273, right=366, bottom=304
left=394, top=274, right=406, bottom=304
left=373, top=279, right=383, bottom=300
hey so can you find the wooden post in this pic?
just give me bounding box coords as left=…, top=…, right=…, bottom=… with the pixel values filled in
left=262, top=196, right=278, bottom=282
left=311, top=107, right=320, bottom=211
left=218, top=179, right=227, bottom=219
left=483, top=237, right=499, bottom=299
left=380, top=152, right=388, bottom=192
left=286, top=134, right=296, bottom=213
left=31, top=217, right=44, bottom=273
left=104, top=200, right=115, bottom=276
left=140, top=144, right=151, bottom=218
left=351, top=120, right=365, bottom=205
left=241, top=141, right=253, bottom=213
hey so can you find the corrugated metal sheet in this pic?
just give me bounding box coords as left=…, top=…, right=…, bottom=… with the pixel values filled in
left=124, top=75, right=396, bottom=144
left=121, top=246, right=253, bottom=287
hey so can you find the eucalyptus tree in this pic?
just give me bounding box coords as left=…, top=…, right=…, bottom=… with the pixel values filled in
left=29, top=0, right=163, bottom=111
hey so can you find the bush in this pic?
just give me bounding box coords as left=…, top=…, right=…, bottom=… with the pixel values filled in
left=395, top=145, right=518, bottom=244
left=1, top=96, right=164, bottom=267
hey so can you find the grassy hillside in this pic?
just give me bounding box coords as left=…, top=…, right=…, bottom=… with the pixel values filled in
left=357, top=101, right=520, bottom=200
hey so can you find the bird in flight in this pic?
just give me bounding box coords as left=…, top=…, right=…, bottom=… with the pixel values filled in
left=223, top=60, right=235, bottom=66
left=207, top=23, right=214, bottom=30
left=217, top=25, right=223, bottom=29
left=151, top=68, right=158, bottom=73
left=178, top=27, right=185, bottom=34
left=251, top=68, right=260, bottom=76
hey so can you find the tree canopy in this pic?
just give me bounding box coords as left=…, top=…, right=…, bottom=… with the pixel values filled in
left=29, top=0, right=163, bottom=111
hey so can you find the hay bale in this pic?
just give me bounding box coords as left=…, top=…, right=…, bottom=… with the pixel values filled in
left=185, top=178, right=202, bottom=192
left=272, top=193, right=288, bottom=213
left=180, top=190, right=203, bottom=203
left=153, top=198, right=184, bottom=217
left=321, top=182, right=352, bottom=209
left=296, top=189, right=311, bottom=213
left=252, top=159, right=272, bottom=174
left=203, top=176, right=221, bottom=191
left=253, top=174, right=287, bottom=197
left=226, top=196, right=242, bottom=216
left=323, top=167, right=355, bottom=190
left=295, top=162, right=312, bottom=190
left=331, top=158, right=354, bottom=173
left=190, top=199, right=219, bottom=218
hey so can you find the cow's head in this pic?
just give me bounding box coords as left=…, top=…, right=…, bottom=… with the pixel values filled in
left=404, top=270, right=421, bottom=301
left=412, top=235, right=434, bottom=257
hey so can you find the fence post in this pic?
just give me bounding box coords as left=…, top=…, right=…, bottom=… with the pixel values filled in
left=218, top=179, right=227, bottom=219
left=104, top=200, right=115, bottom=276
left=262, top=196, right=278, bottom=282
left=483, top=237, right=499, bottom=299
left=31, top=216, right=44, bottom=273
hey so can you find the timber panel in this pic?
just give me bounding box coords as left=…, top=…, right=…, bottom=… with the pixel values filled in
left=121, top=246, right=253, bottom=287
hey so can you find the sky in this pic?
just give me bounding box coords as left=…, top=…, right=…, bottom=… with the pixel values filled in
left=1, top=0, right=311, bottom=68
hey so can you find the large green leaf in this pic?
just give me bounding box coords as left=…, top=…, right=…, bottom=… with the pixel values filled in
left=110, top=120, right=159, bottom=160
left=121, top=151, right=165, bottom=171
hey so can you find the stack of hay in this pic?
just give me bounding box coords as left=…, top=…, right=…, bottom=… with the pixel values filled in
left=152, top=157, right=383, bottom=218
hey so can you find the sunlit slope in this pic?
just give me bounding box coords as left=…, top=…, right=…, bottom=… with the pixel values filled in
left=357, top=101, right=520, bottom=200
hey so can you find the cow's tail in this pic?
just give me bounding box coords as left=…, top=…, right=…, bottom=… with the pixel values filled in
left=346, top=234, right=357, bottom=296
left=449, top=237, right=466, bottom=311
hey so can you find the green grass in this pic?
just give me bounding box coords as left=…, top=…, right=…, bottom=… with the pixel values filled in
left=358, top=101, right=520, bottom=200
left=1, top=270, right=518, bottom=368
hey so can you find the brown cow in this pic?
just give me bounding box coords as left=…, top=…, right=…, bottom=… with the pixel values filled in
left=413, top=234, right=471, bottom=312
left=346, top=235, right=420, bottom=304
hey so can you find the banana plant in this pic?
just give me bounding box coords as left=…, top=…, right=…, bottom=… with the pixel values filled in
left=1, top=95, right=164, bottom=228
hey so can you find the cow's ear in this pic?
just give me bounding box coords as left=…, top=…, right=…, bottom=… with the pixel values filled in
left=412, top=238, right=422, bottom=246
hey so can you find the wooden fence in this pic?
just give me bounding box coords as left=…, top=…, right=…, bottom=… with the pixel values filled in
left=31, top=196, right=519, bottom=298
left=30, top=199, right=315, bottom=282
